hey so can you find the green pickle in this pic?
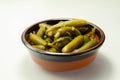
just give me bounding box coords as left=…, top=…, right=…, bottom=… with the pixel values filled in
left=47, top=48, right=57, bottom=52
left=32, top=45, right=45, bottom=50
left=73, top=39, right=98, bottom=52
left=29, top=33, right=47, bottom=46
left=46, top=19, right=89, bottom=33
left=53, top=37, right=72, bottom=50
left=54, top=27, right=81, bottom=39
left=28, top=19, right=98, bottom=53
left=62, top=35, right=84, bottom=53
left=83, top=35, right=90, bottom=43
left=36, top=23, right=47, bottom=38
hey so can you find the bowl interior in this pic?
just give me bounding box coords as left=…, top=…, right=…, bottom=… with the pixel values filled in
left=22, top=19, right=105, bottom=56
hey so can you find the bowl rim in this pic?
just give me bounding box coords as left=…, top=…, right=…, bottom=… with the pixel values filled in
left=21, top=18, right=105, bottom=56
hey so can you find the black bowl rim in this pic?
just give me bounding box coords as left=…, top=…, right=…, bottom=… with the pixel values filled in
left=21, top=18, right=105, bottom=57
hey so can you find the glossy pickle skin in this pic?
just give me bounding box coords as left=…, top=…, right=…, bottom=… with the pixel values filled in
left=29, top=33, right=47, bottom=46
left=62, top=35, right=84, bottom=53
left=46, top=19, right=89, bottom=37
left=28, top=19, right=98, bottom=53
left=36, top=23, right=47, bottom=38
left=54, top=26, right=81, bottom=39
left=73, top=39, right=98, bottom=52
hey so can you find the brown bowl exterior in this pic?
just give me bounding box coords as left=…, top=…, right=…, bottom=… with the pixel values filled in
left=31, top=53, right=97, bottom=71
left=21, top=19, right=105, bottom=71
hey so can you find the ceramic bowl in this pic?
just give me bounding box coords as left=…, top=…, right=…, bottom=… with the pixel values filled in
left=21, top=19, right=105, bottom=71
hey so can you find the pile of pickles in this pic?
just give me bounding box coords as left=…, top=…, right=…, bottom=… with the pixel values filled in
left=28, top=19, right=99, bottom=53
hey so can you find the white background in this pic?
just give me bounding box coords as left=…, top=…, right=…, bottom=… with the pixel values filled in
left=0, top=0, right=120, bottom=80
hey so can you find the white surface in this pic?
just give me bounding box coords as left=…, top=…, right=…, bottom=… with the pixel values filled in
left=0, top=0, right=120, bottom=80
